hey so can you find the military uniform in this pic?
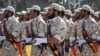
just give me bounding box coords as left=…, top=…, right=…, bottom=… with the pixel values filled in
left=2, top=16, right=19, bottom=56
left=31, top=15, right=46, bottom=56
left=97, top=20, right=100, bottom=56
left=47, top=16, right=66, bottom=56
left=76, top=17, right=97, bottom=56
left=2, top=6, right=20, bottom=56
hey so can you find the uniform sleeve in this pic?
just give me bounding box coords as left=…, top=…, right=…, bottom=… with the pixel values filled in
left=54, top=21, right=67, bottom=42
left=37, top=21, right=46, bottom=37
left=91, top=22, right=98, bottom=39
left=11, top=18, right=20, bottom=38
left=91, top=22, right=98, bottom=33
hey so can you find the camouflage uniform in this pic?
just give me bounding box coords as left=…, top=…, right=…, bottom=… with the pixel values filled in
left=46, top=16, right=67, bottom=56
left=31, top=15, right=46, bottom=56
left=79, top=17, right=97, bottom=56
left=2, top=15, right=19, bottom=56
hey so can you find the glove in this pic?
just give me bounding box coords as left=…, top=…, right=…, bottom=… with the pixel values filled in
left=25, top=38, right=32, bottom=43
left=76, top=40, right=86, bottom=46
left=0, top=36, right=6, bottom=41
left=70, top=37, right=75, bottom=43
left=33, top=38, right=47, bottom=45
left=97, top=36, right=100, bottom=41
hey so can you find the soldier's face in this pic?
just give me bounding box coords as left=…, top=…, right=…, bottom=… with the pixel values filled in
left=19, top=15, right=23, bottom=19
left=42, top=14, right=48, bottom=21
left=0, top=14, right=3, bottom=20
left=4, top=10, right=9, bottom=18
left=30, top=10, right=35, bottom=17
left=54, top=10, right=59, bottom=16
left=23, top=14, right=28, bottom=21
left=75, top=12, right=80, bottom=17
left=81, top=10, right=86, bottom=17
left=65, top=15, right=70, bottom=19
left=94, top=16, right=98, bottom=22
left=48, top=9, right=53, bottom=16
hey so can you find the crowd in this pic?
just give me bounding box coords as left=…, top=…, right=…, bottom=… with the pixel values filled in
left=0, top=3, right=100, bottom=56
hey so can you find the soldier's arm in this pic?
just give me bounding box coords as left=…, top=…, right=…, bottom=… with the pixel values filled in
left=48, top=22, right=66, bottom=43
left=11, top=18, right=20, bottom=38
left=37, top=21, right=46, bottom=37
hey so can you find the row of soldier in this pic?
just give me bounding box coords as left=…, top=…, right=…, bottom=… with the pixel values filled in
left=0, top=3, right=100, bottom=56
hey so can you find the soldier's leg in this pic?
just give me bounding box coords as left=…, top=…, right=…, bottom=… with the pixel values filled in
left=31, top=45, right=41, bottom=56
left=45, top=46, right=54, bottom=56
left=2, top=40, right=17, bottom=56
left=81, top=43, right=94, bottom=56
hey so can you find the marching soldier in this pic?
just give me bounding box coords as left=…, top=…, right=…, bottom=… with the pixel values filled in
left=27, top=5, right=46, bottom=56
left=0, top=10, right=6, bottom=56
left=63, top=10, right=79, bottom=56
left=77, top=5, right=98, bottom=56
left=42, top=3, right=56, bottom=56
left=97, top=11, right=100, bottom=56
left=94, top=11, right=100, bottom=55
left=46, top=3, right=67, bottom=56
left=2, top=6, right=19, bottom=56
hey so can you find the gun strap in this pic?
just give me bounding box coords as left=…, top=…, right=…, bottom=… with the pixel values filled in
left=0, top=40, right=4, bottom=48
left=30, top=22, right=35, bottom=38
left=26, top=24, right=31, bottom=37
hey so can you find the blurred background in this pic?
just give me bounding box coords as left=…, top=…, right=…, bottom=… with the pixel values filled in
left=0, top=0, right=100, bottom=12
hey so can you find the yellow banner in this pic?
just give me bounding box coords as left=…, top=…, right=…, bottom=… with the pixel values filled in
left=25, top=44, right=32, bottom=56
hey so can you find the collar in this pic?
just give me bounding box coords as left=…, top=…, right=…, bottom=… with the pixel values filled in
left=8, top=15, right=15, bottom=20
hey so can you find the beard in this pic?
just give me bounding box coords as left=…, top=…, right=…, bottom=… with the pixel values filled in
left=4, top=13, right=9, bottom=18
left=48, top=13, right=55, bottom=19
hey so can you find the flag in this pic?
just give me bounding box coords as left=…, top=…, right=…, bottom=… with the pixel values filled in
left=70, top=46, right=77, bottom=56
left=14, top=42, right=22, bottom=56
left=90, top=42, right=98, bottom=56
left=25, top=44, right=32, bottom=56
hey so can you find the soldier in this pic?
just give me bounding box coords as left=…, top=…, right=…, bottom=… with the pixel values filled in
left=94, top=11, right=100, bottom=55
left=0, top=10, right=6, bottom=56
left=41, top=11, right=48, bottom=22
left=46, top=3, right=67, bottom=56
left=60, top=5, right=65, bottom=18
left=96, top=11, right=100, bottom=56
left=2, top=6, right=19, bottom=56
left=42, top=3, right=56, bottom=56
left=16, top=11, right=24, bottom=21
left=63, top=10, right=77, bottom=56
left=27, top=5, right=46, bottom=56
left=77, top=5, right=98, bottom=56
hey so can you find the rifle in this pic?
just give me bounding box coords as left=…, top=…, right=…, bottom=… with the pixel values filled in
left=82, top=20, right=98, bottom=56
left=47, top=21, right=61, bottom=56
